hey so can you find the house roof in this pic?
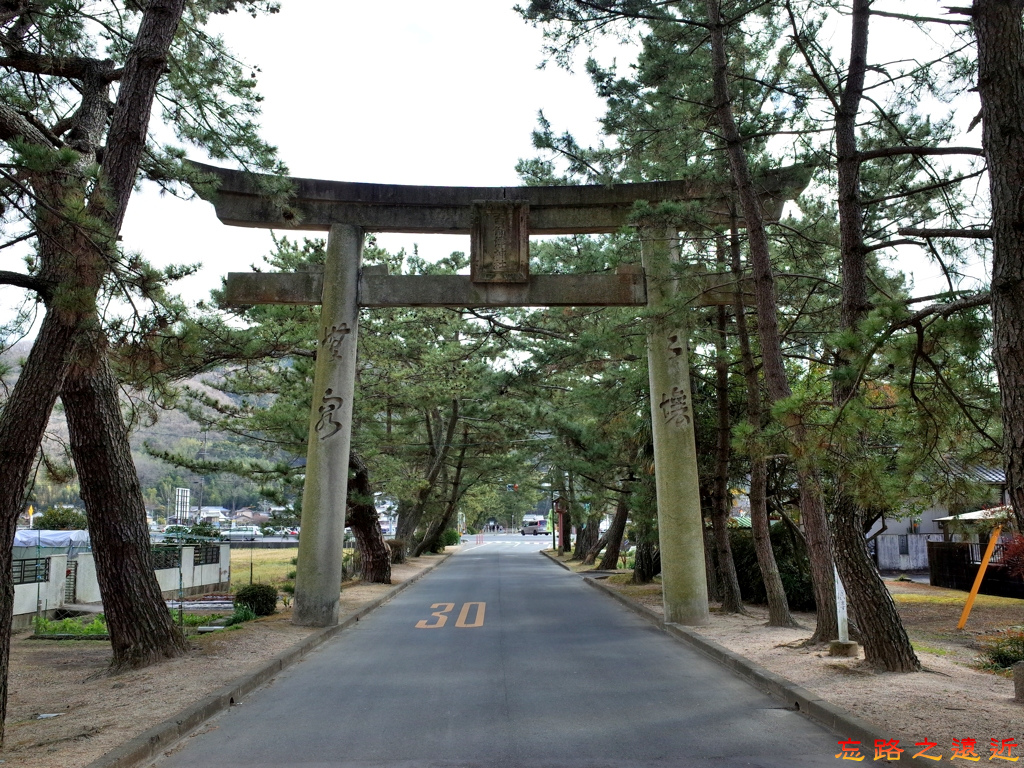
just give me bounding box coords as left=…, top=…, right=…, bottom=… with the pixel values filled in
left=947, top=462, right=1005, bottom=485
left=933, top=505, right=1014, bottom=522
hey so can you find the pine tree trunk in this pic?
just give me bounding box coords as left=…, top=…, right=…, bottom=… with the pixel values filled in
left=346, top=453, right=391, bottom=584
left=597, top=489, right=630, bottom=570
left=712, top=285, right=744, bottom=613
left=583, top=529, right=609, bottom=566
left=0, top=0, right=187, bottom=742
left=730, top=228, right=798, bottom=627
left=703, top=524, right=722, bottom=602
left=827, top=0, right=920, bottom=670
left=414, top=428, right=468, bottom=557
left=396, top=403, right=459, bottom=553
left=573, top=514, right=600, bottom=560
left=63, top=351, right=189, bottom=669
left=631, top=541, right=662, bottom=584
left=0, top=310, right=82, bottom=744
left=706, top=0, right=837, bottom=641
left=974, top=0, right=1024, bottom=534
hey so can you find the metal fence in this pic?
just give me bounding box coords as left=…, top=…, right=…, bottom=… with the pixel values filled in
left=193, top=545, right=221, bottom=566
left=12, top=557, right=49, bottom=585
left=927, top=539, right=1023, bottom=598
left=151, top=546, right=182, bottom=570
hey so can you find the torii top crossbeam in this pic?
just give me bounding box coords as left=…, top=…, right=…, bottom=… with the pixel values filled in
left=198, top=162, right=811, bottom=309
left=195, top=161, right=812, bottom=235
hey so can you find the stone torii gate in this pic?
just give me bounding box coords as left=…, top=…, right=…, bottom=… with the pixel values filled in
left=199, top=162, right=810, bottom=628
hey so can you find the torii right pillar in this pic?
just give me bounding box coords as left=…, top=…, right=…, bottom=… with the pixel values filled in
left=642, top=226, right=710, bottom=626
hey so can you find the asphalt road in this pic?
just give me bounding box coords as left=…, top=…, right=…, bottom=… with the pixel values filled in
left=152, top=534, right=840, bottom=768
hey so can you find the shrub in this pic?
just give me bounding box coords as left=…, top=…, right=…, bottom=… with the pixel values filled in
left=981, top=632, right=1024, bottom=669
left=729, top=522, right=816, bottom=612
left=387, top=539, right=406, bottom=564
left=441, top=529, right=462, bottom=547
left=280, top=582, right=295, bottom=594
left=32, top=507, right=87, bottom=530
left=1003, top=535, right=1024, bottom=580
left=234, top=583, right=278, bottom=616
left=224, top=603, right=258, bottom=626
left=287, top=569, right=297, bottom=580
left=33, top=614, right=108, bottom=635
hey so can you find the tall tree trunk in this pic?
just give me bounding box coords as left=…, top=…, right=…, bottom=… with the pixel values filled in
left=346, top=453, right=391, bottom=584
left=414, top=427, right=469, bottom=557
left=0, top=312, right=82, bottom=744
left=583, top=528, right=610, bottom=566
left=395, top=401, right=459, bottom=550
left=704, top=523, right=722, bottom=602
left=573, top=512, right=600, bottom=560
left=829, top=0, right=920, bottom=671
left=705, top=0, right=837, bottom=642
left=597, top=488, right=630, bottom=570
left=0, top=0, right=187, bottom=742
left=730, top=226, right=798, bottom=627
left=63, top=351, right=189, bottom=668
left=712, top=250, right=744, bottom=613
left=973, top=0, right=1024, bottom=534
left=632, top=541, right=662, bottom=584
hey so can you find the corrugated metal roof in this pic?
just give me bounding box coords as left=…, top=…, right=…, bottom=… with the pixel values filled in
left=947, top=461, right=1005, bottom=484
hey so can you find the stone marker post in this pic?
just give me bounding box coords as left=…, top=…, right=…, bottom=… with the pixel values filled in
left=641, top=227, right=710, bottom=626
left=293, top=224, right=362, bottom=626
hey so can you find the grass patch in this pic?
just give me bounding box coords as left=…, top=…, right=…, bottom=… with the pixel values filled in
left=911, top=642, right=950, bottom=656
left=230, top=547, right=298, bottom=590
left=890, top=590, right=1022, bottom=609
left=978, top=631, right=1024, bottom=671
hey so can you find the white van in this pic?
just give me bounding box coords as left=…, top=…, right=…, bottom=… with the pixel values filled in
left=222, top=526, right=263, bottom=541
left=520, top=517, right=548, bottom=536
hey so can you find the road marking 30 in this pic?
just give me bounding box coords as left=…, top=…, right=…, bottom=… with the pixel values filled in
left=415, top=602, right=485, bottom=628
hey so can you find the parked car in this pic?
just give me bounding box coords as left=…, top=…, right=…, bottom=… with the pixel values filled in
left=222, top=526, right=264, bottom=542
left=520, top=519, right=548, bottom=536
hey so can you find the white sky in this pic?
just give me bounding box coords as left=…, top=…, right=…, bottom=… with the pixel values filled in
left=0, top=1, right=991, bottom=323
left=117, top=0, right=612, bottom=303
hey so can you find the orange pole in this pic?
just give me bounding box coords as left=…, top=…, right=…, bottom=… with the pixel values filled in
left=957, top=524, right=1002, bottom=630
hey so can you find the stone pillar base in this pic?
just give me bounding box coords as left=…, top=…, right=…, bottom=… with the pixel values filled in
left=828, top=640, right=860, bottom=658
left=1013, top=661, right=1024, bottom=703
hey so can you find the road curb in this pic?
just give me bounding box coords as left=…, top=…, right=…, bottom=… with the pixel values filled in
left=87, top=553, right=453, bottom=768
left=541, top=550, right=933, bottom=767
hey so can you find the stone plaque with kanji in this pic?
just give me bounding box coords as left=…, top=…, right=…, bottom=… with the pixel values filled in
left=470, top=200, right=529, bottom=283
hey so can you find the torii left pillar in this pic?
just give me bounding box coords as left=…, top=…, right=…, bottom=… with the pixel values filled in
left=293, top=224, right=362, bottom=626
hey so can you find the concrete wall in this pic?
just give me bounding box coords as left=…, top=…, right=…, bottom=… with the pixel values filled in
left=75, top=553, right=101, bottom=603
left=153, top=545, right=232, bottom=598
left=13, top=555, right=66, bottom=629
left=12, top=544, right=231, bottom=628
left=875, top=533, right=944, bottom=570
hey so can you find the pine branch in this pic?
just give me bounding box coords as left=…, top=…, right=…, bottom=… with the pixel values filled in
left=0, top=48, right=121, bottom=82
left=869, top=9, right=971, bottom=25
left=898, top=227, right=992, bottom=238
left=0, top=270, right=51, bottom=300
left=858, top=145, right=984, bottom=160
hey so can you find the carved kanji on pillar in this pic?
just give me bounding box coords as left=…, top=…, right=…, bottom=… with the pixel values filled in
left=470, top=201, right=529, bottom=283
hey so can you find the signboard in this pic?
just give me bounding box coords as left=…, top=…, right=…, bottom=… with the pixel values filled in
left=174, top=487, right=191, bottom=522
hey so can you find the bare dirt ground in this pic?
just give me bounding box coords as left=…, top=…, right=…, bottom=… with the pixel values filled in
left=1, top=554, right=447, bottom=768
left=587, top=561, right=1024, bottom=763
left=4, top=548, right=1021, bottom=767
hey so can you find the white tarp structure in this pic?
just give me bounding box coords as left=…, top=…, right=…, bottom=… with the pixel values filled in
left=13, top=529, right=91, bottom=559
